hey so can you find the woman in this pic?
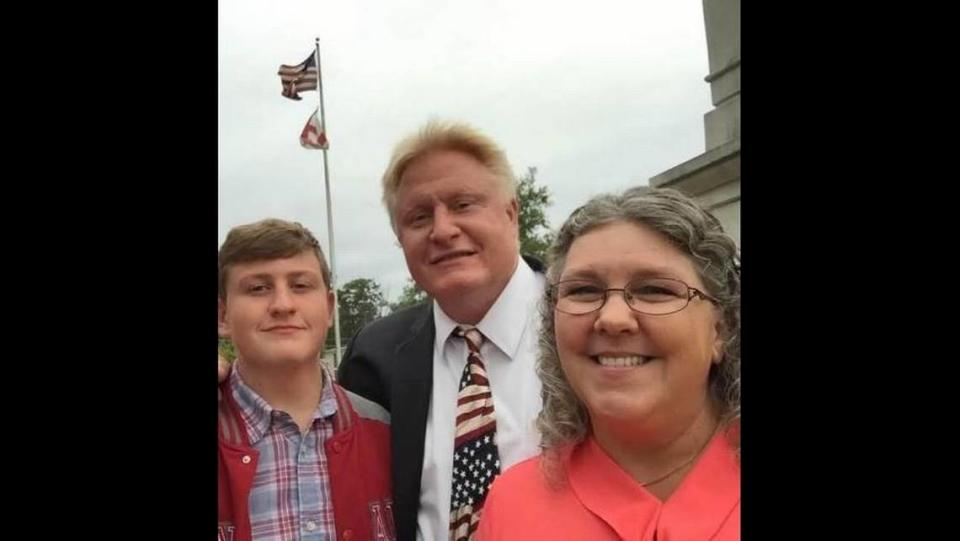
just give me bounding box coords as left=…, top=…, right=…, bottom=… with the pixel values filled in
left=478, top=186, right=740, bottom=540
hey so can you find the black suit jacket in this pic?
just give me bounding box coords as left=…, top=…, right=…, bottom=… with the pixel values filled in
left=336, top=255, right=545, bottom=541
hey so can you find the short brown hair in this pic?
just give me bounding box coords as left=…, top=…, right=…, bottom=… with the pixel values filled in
left=218, top=218, right=331, bottom=299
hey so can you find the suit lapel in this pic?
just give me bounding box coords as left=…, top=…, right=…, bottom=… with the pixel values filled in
left=391, top=304, right=435, bottom=541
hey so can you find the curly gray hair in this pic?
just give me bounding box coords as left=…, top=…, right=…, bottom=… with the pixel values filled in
left=536, top=186, right=740, bottom=460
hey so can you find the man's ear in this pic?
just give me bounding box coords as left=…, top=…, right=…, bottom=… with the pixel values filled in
left=218, top=298, right=231, bottom=338
left=712, top=318, right=724, bottom=364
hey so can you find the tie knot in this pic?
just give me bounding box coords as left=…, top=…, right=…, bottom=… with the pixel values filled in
left=454, top=325, right=484, bottom=352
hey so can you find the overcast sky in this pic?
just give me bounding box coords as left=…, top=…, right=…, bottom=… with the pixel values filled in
left=218, top=0, right=711, bottom=302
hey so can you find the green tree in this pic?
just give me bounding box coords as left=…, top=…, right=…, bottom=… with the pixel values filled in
left=218, top=337, right=236, bottom=362
left=327, top=278, right=387, bottom=348
left=390, top=279, right=430, bottom=313
left=517, top=166, right=554, bottom=262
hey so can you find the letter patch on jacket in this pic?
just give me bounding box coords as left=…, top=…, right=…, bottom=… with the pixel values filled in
left=218, top=521, right=236, bottom=541
left=369, top=498, right=396, bottom=541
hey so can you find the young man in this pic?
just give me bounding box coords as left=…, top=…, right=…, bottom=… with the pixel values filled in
left=218, top=218, right=394, bottom=541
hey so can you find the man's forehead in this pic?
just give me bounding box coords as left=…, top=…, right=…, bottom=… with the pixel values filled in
left=396, top=170, right=503, bottom=206
left=399, top=181, right=488, bottom=202
left=401, top=148, right=496, bottom=179
left=230, top=255, right=323, bottom=279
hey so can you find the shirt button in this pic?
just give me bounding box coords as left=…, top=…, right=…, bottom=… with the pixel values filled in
left=241, top=455, right=251, bottom=464
left=342, top=529, right=353, bottom=540
left=306, top=520, right=317, bottom=531
left=332, top=441, right=343, bottom=453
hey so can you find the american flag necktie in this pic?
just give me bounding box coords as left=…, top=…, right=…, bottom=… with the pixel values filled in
left=449, top=326, right=501, bottom=541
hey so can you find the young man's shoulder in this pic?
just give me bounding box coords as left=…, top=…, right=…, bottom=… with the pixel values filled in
left=337, top=384, right=391, bottom=424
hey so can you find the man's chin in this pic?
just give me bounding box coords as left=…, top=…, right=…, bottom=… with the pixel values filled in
left=429, top=273, right=491, bottom=303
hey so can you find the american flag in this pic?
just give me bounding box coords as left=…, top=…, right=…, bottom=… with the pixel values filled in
left=277, top=52, right=318, bottom=101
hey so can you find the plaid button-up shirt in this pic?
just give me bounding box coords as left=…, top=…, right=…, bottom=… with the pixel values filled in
left=229, top=367, right=339, bottom=541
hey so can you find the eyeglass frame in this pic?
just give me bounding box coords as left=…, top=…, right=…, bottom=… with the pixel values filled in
left=548, top=277, right=720, bottom=316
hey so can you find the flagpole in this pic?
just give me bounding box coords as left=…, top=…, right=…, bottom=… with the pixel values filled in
left=314, top=38, right=343, bottom=368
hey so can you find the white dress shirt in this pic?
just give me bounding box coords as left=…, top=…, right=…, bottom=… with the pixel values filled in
left=416, top=259, right=545, bottom=541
